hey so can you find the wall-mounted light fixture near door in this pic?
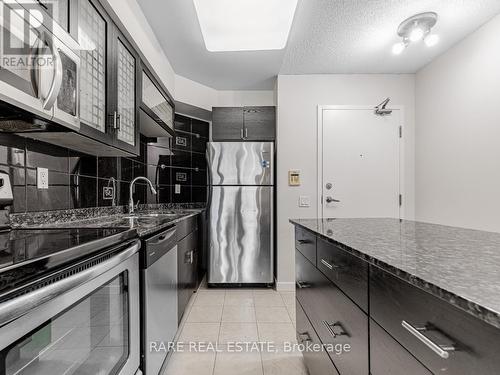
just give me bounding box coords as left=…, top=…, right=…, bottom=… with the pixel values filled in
left=392, top=12, right=439, bottom=55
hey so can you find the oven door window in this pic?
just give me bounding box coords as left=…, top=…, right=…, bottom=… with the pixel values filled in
left=1, top=273, right=129, bottom=375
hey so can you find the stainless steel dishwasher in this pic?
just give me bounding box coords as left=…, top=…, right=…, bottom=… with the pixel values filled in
left=140, top=225, right=178, bottom=375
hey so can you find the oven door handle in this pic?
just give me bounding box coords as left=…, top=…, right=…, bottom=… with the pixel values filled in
left=41, top=33, right=63, bottom=110
left=0, top=240, right=140, bottom=327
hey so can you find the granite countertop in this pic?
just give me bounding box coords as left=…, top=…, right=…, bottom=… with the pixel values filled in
left=11, top=204, right=205, bottom=238
left=42, top=209, right=203, bottom=237
left=290, top=218, right=500, bottom=329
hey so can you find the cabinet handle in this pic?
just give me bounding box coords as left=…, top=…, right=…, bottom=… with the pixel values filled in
left=322, top=320, right=349, bottom=338
left=296, top=281, right=311, bottom=289
left=116, top=114, right=121, bottom=130
left=240, top=128, right=244, bottom=139
left=298, top=331, right=312, bottom=343
left=401, top=320, right=456, bottom=359
left=320, top=259, right=339, bottom=270
left=244, top=128, right=248, bottom=139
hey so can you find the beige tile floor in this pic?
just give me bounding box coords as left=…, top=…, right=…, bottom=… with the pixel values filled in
left=163, top=280, right=306, bottom=375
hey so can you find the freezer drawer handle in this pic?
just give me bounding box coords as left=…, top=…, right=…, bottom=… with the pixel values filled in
left=296, top=281, right=311, bottom=289
left=402, top=320, right=456, bottom=359
left=323, top=320, right=349, bottom=338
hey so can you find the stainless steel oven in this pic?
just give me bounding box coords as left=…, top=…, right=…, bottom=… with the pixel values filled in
left=0, top=239, right=142, bottom=375
left=0, top=0, right=79, bottom=130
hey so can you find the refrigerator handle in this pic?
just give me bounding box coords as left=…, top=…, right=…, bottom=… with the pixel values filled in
left=205, top=149, right=213, bottom=210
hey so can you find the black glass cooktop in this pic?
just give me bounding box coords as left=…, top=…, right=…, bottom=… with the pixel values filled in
left=0, top=227, right=135, bottom=298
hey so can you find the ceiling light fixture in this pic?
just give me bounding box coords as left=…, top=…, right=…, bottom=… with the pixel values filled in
left=392, top=12, right=438, bottom=55
left=193, top=0, right=298, bottom=52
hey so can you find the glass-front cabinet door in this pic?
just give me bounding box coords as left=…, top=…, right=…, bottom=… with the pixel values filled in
left=1, top=274, right=130, bottom=375
left=77, top=0, right=113, bottom=143
left=111, top=31, right=139, bottom=154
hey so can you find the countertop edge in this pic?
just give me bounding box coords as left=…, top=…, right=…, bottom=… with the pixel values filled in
left=290, top=219, right=500, bottom=330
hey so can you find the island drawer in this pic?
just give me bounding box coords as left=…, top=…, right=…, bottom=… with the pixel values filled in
left=296, top=249, right=369, bottom=375
left=295, top=226, right=317, bottom=264
left=370, top=318, right=431, bottom=375
left=370, top=266, right=500, bottom=375
left=317, top=238, right=368, bottom=312
left=177, top=215, right=198, bottom=240
left=296, top=299, right=339, bottom=375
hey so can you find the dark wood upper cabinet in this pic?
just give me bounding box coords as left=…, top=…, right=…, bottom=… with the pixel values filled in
left=243, top=106, right=276, bottom=140
left=212, top=107, right=244, bottom=140
left=110, top=29, right=140, bottom=155
left=73, top=0, right=139, bottom=155
left=212, top=106, right=275, bottom=141
left=76, top=0, right=117, bottom=149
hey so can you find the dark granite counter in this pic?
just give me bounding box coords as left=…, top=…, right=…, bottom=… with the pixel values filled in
left=11, top=204, right=205, bottom=238
left=290, top=218, right=500, bottom=329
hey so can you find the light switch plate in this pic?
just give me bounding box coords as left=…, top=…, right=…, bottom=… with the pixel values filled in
left=37, top=168, right=49, bottom=189
left=299, top=196, right=310, bottom=208
left=175, top=184, right=181, bottom=194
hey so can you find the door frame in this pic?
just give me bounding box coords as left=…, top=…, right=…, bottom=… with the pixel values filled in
left=317, top=105, right=405, bottom=220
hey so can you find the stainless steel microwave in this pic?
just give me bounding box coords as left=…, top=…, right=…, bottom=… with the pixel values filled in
left=0, top=0, right=80, bottom=131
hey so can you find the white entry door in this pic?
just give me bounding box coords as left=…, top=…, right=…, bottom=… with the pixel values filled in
left=319, top=107, right=401, bottom=219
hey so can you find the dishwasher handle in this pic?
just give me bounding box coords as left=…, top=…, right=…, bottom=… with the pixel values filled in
left=144, top=227, right=177, bottom=267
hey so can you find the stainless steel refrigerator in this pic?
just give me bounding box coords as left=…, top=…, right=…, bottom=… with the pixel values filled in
left=207, top=142, right=274, bottom=285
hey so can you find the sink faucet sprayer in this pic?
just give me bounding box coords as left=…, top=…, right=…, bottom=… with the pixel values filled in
left=129, top=177, right=157, bottom=213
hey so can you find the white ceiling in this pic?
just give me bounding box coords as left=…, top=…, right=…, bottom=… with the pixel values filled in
left=139, top=0, right=500, bottom=90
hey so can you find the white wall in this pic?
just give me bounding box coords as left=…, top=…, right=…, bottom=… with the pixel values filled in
left=104, top=0, right=275, bottom=111
left=175, top=75, right=218, bottom=111
left=415, top=14, right=500, bottom=233
left=104, top=0, right=176, bottom=96
left=217, top=91, right=276, bottom=107
left=276, top=74, right=415, bottom=290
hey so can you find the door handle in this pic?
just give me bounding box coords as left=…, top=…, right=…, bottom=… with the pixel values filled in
left=298, top=331, right=312, bottom=343
left=320, top=259, right=339, bottom=270
left=325, top=196, right=340, bottom=203
left=296, top=281, right=311, bottom=289
left=297, top=239, right=311, bottom=244
left=402, top=320, right=456, bottom=359
left=322, top=320, right=349, bottom=338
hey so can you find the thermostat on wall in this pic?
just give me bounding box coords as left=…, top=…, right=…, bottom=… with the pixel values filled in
left=288, top=170, right=301, bottom=186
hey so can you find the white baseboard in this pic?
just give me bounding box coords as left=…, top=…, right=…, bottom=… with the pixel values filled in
left=275, top=280, right=295, bottom=292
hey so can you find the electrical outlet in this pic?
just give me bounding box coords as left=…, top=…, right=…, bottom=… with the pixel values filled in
left=37, top=168, right=49, bottom=189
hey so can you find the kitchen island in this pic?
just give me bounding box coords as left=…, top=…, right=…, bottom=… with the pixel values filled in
left=290, top=218, right=500, bottom=375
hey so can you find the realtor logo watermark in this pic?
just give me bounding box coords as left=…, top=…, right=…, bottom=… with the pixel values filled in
left=1, top=1, right=55, bottom=70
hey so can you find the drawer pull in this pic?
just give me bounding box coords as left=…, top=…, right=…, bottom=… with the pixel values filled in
left=296, top=281, right=311, bottom=289
left=323, top=320, right=349, bottom=338
left=402, top=320, right=456, bottom=359
left=297, top=239, right=312, bottom=244
left=320, top=259, right=339, bottom=270
left=298, top=331, right=312, bottom=343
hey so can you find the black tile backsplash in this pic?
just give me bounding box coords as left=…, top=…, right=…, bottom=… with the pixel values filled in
left=0, top=114, right=210, bottom=213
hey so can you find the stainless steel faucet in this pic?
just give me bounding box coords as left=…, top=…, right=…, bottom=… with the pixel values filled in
left=129, top=177, right=157, bottom=213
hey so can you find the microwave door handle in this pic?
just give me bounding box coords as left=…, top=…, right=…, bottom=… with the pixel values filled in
left=42, top=35, right=63, bottom=110
left=29, top=38, right=42, bottom=97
